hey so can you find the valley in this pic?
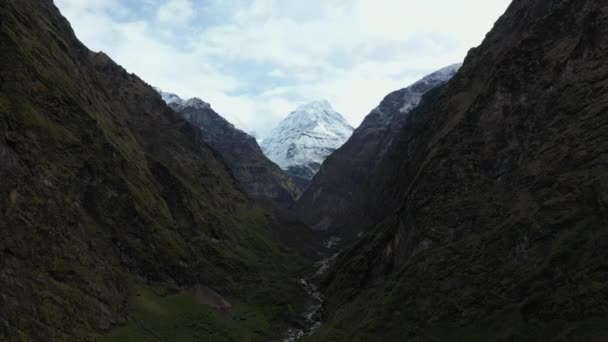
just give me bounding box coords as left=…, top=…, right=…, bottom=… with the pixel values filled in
left=1, top=0, right=608, bottom=341
left=282, top=237, right=341, bottom=342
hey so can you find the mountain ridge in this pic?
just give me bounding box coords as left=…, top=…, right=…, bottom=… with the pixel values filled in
left=298, top=64, right=461, bottom=234
left=309, top=0, right=608, bottom=339
left=0, top=1, right=314, bottom=340
left=157, top=90, right=301, bottom=203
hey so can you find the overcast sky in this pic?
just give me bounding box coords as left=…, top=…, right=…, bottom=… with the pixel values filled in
left=55, top=0, right=512, bottom=138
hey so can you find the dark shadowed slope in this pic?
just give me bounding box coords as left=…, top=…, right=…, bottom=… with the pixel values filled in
left=0, top=1, right=314, bottom=340
left=298, top=64, right=460, bottom=235
left=309, top=0, right=608, bottom=340
left=161, top=92, right=301, bottom=204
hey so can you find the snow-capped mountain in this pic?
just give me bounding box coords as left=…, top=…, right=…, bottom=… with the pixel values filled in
left=159, top=90, right=181, bottom=105
left=261, top=100, right=354, bottom=189
left=371, top=63, right=462, bottom=124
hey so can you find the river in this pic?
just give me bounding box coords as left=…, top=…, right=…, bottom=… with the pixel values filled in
left=281, top=236, right=342, bottom=342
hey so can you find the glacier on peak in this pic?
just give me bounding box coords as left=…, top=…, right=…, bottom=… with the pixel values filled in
left=261, top=100, right=353, bottom=187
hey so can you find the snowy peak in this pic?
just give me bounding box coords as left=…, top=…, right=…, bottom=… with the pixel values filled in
left=157, top=89, right=211, bottom=111
left=291, top=99, right=337, bottom=120
left=159, top=90, right=182, bottom=105
left=261, top=100, right=354, bottom=188
left=284, top=100, right=350, bottom=126
left=367, top=63, right=461, bottom=124
left=179, top=97, right=211, bottom=110
left=416, top=63, right=462, bottom=87
left=398, top=63, right=461, bottom=114
left=276, top=100, right=353, bottom=142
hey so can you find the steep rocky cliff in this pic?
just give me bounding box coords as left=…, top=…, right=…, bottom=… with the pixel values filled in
left=160, top=91, right=301, bottom=203
left=298, top=64, right=460, bottom=234
left=310, top=0, right=608, bottom=340
left=0, top=1, right=312, bottom=340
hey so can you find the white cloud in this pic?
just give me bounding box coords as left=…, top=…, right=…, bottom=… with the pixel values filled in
left=54, top=0, right=123, bottom=13
left=157, top=0, right=195, bottom=24
left=54, top=0, right=512, bottom=138
left=268, top=69, right=286, bottom=78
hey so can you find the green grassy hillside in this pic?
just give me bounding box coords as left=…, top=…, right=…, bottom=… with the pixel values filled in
left=0, top=1, right=314, bottom=340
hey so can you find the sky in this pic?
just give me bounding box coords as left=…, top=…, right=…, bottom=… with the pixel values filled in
left=55, top=0, right=512, bottom=139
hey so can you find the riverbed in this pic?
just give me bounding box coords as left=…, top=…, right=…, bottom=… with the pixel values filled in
left=281, top=236, right=342, bottom=341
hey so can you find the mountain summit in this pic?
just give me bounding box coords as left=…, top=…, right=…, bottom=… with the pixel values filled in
left=261, top=100, right=353, bottom=189
left=158, top=90, right=211, bottom=111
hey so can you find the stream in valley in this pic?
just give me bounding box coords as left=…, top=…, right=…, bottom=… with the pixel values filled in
left=281, top=237, right=342, bottom=341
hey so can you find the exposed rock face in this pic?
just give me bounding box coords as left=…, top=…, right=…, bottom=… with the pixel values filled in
left=159, top=91, right=301, bottom=203
left=0, top=1, right=311, bottom=340
left=261, top=100, right=354, bottom=190
left=313, top=0, right=608, bottom=340
left=298, top=64, right=460, bottom=233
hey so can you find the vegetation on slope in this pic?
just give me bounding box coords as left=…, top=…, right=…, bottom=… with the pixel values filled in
left=169, top=102, right=301, bottom=204
left=308, top=0, right=608, bottom=340
left=0, top=1, right=314, bottom=340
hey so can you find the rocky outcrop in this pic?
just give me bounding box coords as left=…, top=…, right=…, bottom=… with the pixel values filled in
left=298, top=65, right=460, bottom=234
left=262, top=100, right=353, bottom=190
left=160, top=91, right=301, bottom=203
left=312, top=0, right=608, bottom=340
left=0, top=1, right=312, bottom=340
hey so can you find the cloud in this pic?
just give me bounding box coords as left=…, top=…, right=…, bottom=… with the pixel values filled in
left=157, top=0, right=195, bottom=24
left=54, top=0, right=512, bottom=138
left=54, top=0, right=124, bottom=13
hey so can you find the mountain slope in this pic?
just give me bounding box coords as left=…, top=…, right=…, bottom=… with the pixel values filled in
left=298, top=64, right=460, bottom=233
left=0, top=1, right=312, bottom=340
left=159, top=91, right=301, bottom=203
left=310, top=0, right=608, bottom=340
left=262, top=100, right=353, bottom=189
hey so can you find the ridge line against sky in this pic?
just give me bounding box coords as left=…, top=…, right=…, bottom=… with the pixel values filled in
left=55, top=0, right=512, bottom=139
